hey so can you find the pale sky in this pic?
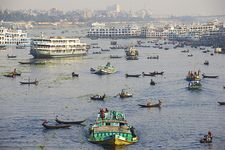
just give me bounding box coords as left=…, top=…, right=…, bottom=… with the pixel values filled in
left=1, top=0, right=225, bottom=16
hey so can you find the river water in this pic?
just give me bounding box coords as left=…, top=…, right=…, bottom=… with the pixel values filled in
left=0, top=27, right=225, bottom=150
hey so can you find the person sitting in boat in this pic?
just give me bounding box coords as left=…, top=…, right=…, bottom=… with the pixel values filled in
left=13, top=68, right=16, bottom=75
left=207, top=131, right=212, bottom=141
left=201, top=131, right=213, bottom=143
left=150, top=79, right=155, bottom=85
left=147, top=102, right=151, bottom=106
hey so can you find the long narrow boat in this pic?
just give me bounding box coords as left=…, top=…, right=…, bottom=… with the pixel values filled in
left=72, top=72, right=79, bottom=77
left=88, top=109, right=139, bottom=145
left=125, top=74, right=141, bottom=78
left=218, top=102, right=225, bottom=105
left=7, top=55, right=17, bottom=58
left=55, top=117, right=86, bottom=124
left=149, top=71, right=164, bottom=75
left=4, top=71, right=21, bottom=77
left=20, top=80, right=38, bottom=85
left=142, top=72, right=155, bottom=76
left=19, top=61, right=46, bottom=65
left=138, top=101, right=162, bottom=108
left=202, top=74, right=218, bottom=78
left=90, top=94, right=105, bottom=100
left=109, top=55, right=122, bottom=59
left=42, top=121, right=71, bottom=129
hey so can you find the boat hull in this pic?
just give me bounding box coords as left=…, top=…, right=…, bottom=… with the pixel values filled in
left=89, top=135, right=138, bottom=146
left=30, top=49, right=87, bottom=58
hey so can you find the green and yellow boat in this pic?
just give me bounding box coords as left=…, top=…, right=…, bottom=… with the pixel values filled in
left=88, top=109, right=139, bottom=146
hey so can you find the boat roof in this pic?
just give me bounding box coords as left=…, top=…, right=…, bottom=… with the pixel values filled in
left=93, top=125, right=130, bottom=134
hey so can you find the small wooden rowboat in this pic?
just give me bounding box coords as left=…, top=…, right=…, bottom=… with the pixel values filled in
left=55, top=117, right=86, bottom=124
left=72, top=72, right=79, bottom=77
left=125, top=74, right=141, bottom=78
left=109, top=55, right=122, bottom=59
left=20, top=80, right=38, bottom=85
left=42, top=121, right=71, bottom=129
left=90, top=94, right=105, bottom=100
left=138, top=101, right=162, bottom=108
left=200, top=137, right=212, bottom=143
left=7, top=55, right=17, bottom=58
left=149, top=71, right=164, bottom=75
left=142, top=72, right=155, bottom=76
left=202, top=74, right=218, bottom=78
left=218, top=102, right=225, bottom=105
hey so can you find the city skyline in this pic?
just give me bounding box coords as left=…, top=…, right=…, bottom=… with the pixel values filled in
left=1, top=0, right=225, bottom=16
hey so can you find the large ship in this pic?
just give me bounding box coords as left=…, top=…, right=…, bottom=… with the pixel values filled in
left=30, top=37, right=89, bottom=58
left=88, top=109, right=139, bottom=145
left=0, top=27, right=30, bottom=47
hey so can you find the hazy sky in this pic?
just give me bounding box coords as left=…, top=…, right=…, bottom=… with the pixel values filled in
left=1, top=0, right=225, bottom=16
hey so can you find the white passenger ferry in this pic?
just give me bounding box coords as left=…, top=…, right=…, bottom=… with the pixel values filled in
left=0, top=27, right=30, bottom=47
left=30, top=36, right=89, bottom=58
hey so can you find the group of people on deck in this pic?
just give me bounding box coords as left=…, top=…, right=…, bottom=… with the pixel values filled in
left=99, top=108, right=108, bottom=120
left=187, top=70, right=200, bottom=79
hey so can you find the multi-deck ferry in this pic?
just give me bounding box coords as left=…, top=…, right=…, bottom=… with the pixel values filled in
left=30, top=37, right=89, bottom=58
left=0, top=27, right=30, bottom=47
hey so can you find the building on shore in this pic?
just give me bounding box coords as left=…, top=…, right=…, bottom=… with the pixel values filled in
left=87, top=23, right=140, bottom=38
left=0, top=27, right=30, bottom=46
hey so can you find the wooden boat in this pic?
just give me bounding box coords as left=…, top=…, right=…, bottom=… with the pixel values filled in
left=147, top=56, right=159, bottom=59
left=150, top=79, right=156, bottom=85
left=72, top=72, right=79, bottom=77
left=16, top=45, right=25, bottom=49
left=218, top=102, right=225, bottom=105
left=181, top=50, right=189, bottom=53
left=188, top=81, right=202, bottom=90
left=142, top=72, right=155, bottom=76
left=90, top=94, right=105, bottom=100
left=101, top=49, right=110, bottom=52
left=4, top=71, right=21, bottom=77
left=55, top=117, right=86, bottom=124
left=92, top=51, right=101, bottom=54
left=7, top=55, right=17, bottom=58
left=138, top=101, right=162, bottom=108
left=119, top=89, right=132, bottom=98
left=125, top=74, right=141, bottom=78
left=42, top=121, right=71, bottom=129
left=200, top=137, right=212, bottom=143
left=150, top=71, right=164, bottom=75
left=202, top=74, right=218, bottom=78
left=204, top=61, right=209, bottom=65
left=126, top=56, right=138, bottom=60
left=19, top=61, right=46, bottom=65
left=88, top=109, right=139, bottom=145
left=4, top=74, right=15, bottom=78
left=110, top=55, right=122, bottom=59
left=20, top=80, right=38, bottom=85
